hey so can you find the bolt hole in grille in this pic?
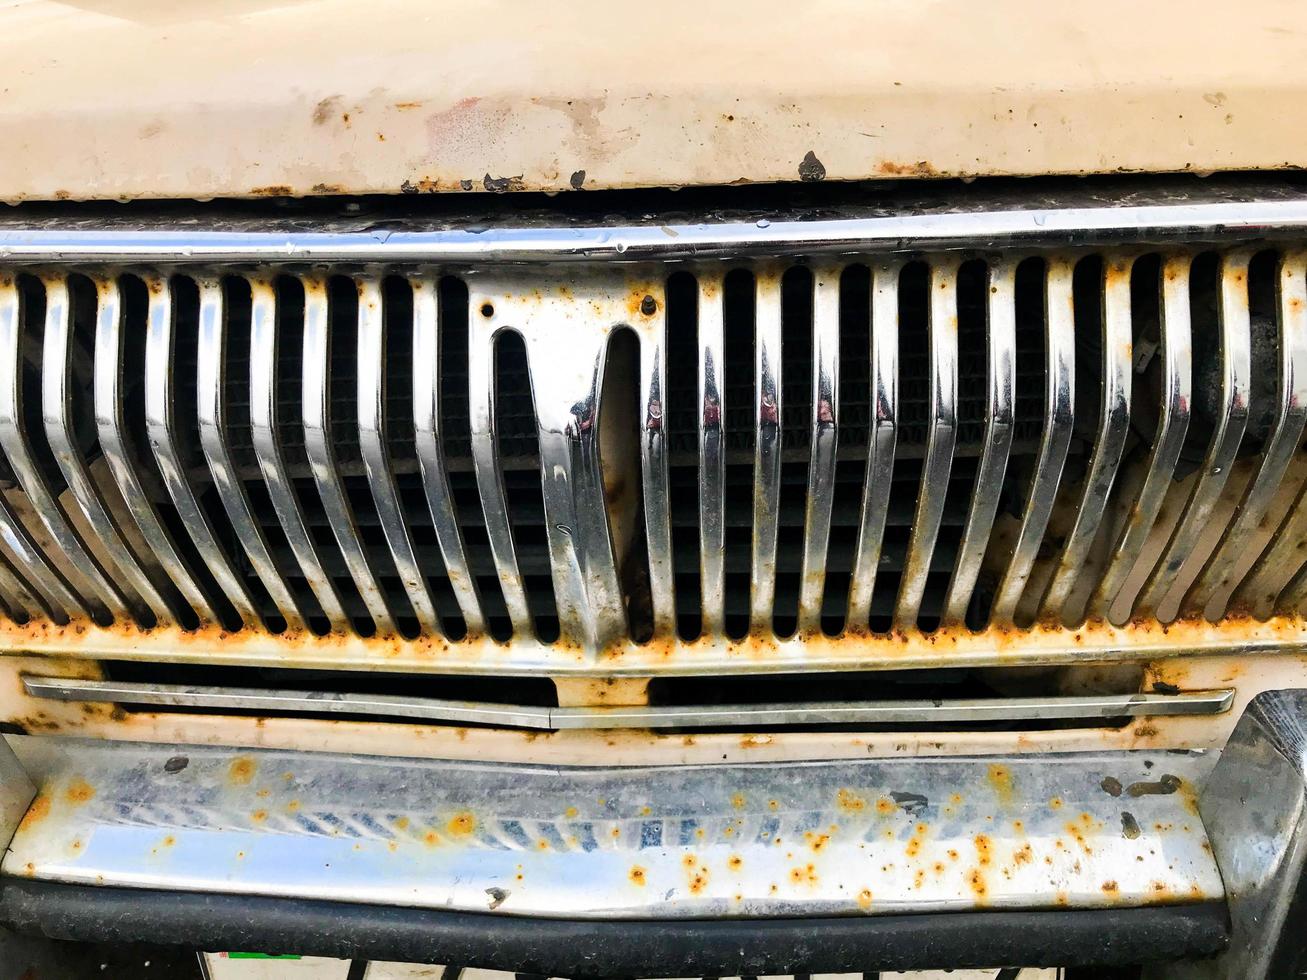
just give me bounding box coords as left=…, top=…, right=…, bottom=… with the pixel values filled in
left=0, top=182, right=1304, bottom=721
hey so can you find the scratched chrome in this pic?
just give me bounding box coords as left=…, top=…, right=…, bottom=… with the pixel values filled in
left=635, top=284, right=675, bottom=638
left=797, top=267, right=842, bottom=635
left=697, top=275, right=727, bottom=636
left=1188, top=255, right=1307, bottom=620
left=1142, top=254, right=1252, bottom=621
left=942, top=261, right=1016, bottom=626
left=248, top=277, right=348, bottom=630
left=750, top=272, right=784, bottom=634
left=1, top=740, right=1224, bottom=918
left=41, top=276, right=173, bottom=626
left=847, top=261, right=899, bottom=629
left=1040, top=256, right=1135, bottom=625
left=0, top=280, right=103, bottom=622
left=195, top=278, right=306, bottom=631
left=22, top=675, right=1234, bottom=730
left=477, top=271, right=629, bottom=654
left=411, top=276, right=485, bottom=635
left=143, top=276, right=260, bottom=629
left=1094, top=256, right=1194, bottom=623
left=991, top=258, right=1076, bottom=625
left=357, top=278, right=440, bottom=632
left=300, top=275, right=398, bottom=635
left=92, top=276, right=217, bottom=627
left=895, top=261, right=958, bottom=628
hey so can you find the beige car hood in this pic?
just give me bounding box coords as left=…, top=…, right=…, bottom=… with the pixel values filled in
left=0, top=0, right=1304, bottom=201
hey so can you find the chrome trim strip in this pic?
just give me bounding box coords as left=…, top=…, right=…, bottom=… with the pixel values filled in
left=895, top=260, right=959, bottom=628
left=143, top=275, right=260, bottom=629
left=41, top=276, right=169, bottom=625
left=93, top=275, right=216, bottom=626
left=0, top=279, right=100, bottom=622
left=1144, top=253, right=1254, bottom=620
left=697, top=274, right=727, bottom=636
left=356, top=277, right=440, bottom=633
left=942, top=261, right=1016, bottom=626
left=1189, top=254, right=1307, bottom=619
left=1040, top=256, right=1135, bottom=625
left=847, top=261, right=899, bottom=629
left=749, top=272, right=783, bottom=633
left=300, top=275, right=398, bottom=635
left=195, top=277, right=306, bottom=630
left=410, top=276, right=485, bottom=635
left=2, top=196, right=1306, bottom=264
left=248, top=277, right=348, bottom=630
left=1093, top=255, right=1194, bottom=622
left=991, top=257, right=1076, bottom=624
left=21, top=675, right=1233, bottom=730
left=797, top=265, right=841, bottom=635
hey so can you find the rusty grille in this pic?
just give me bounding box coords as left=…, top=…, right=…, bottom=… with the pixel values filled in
left=0, top=240, right=1303, bottom=664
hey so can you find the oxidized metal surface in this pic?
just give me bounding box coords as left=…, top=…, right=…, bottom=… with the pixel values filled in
left=0, top=1, right=1305, bottom=201
left=1, top=740, right=1223, bottom=918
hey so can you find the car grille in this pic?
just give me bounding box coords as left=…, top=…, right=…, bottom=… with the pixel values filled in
left=0, top=185, right=1304, bottom=679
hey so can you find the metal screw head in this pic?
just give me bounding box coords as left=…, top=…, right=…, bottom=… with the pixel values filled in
left=640, top=295, right=657, bottom=316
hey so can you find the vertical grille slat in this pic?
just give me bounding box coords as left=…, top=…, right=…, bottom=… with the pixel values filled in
left=847, top=261, right=899, bottom=630
left=0, top=550, right=45, bottom=622
left=248, top=276, right=348, bottom=631
left=0, top=278, right=100, bottom=622
left=1140, top=252, right=1254, bottom=620
left=749, top=273, right=784, bottom=633
left=991, top=257, right=1076, bottom=625
left=196, top=277, right=307, bottom=631
left=94, top=275, right=217, bottom=627
left=1187, top=253, right=1307, bottom=620
left=697, top=275, right=727, bottom=636
left=942, top=260, right=1016, bottom=626
left=143, top=274, right=261, bottom=629
left=356, top=277, right=440, bottom=633
left=894, top=260, right=959, bottom=628
left=638, top=288, right=676, bottom=639
left=300, top=274, right=399, bottom=636
left=1040, top=256, right=1135, bottom=625
left=42, top=275, right=170, bottom=626
left=411, top=276, right=485, bottom=636
left=797, top=266, right=841, bottom=635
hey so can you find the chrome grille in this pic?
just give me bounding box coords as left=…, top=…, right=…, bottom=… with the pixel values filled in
left=0, top=192, right=1305, bottom=673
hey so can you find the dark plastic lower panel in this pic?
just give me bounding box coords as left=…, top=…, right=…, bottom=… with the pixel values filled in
left=0, top=879, right=1228, bottom=977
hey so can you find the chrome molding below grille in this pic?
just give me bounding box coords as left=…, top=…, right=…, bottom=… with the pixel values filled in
left=20, top=676, right=1234, bottom=731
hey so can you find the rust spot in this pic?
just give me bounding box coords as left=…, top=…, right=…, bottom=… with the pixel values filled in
left=423, top=831, right=440, bottom=847
left=905, top=822, right=928, bottom=858
left=1013, top=843, right=1034, bottom=865
left=312, top=96, right=341, bottom=124
left=968, top=868, right=988, bottom=901
left=629, top=865, right=647, bottom=886
left=251, top=809, right=268, bottom=824
left=229, top=757, right=256, bottom=785
left=1126, top=774, right=1182, bottom=797
left=805, top=832, right=830, bottom=853
left=987, top=764, right=1014, bottom=806
left=1101, top=776, right=1123, bottom=797
left=1102, top=880, right=1119, bottom=893
left=249, top=186, right=295, bottom=198
left=836, top=788, right=866, bottom=812
left=19, top=795, right=50, bottom=831
left=875, top=796, right=895, bottom=815
left=447, top=812, right=476, bottom=836
left=570, top=170, right=586, bottom=190
left=728, top=854, right=743, bottom=871
left=789, top=863, right=818, bottom=885
left=65, top=778, right=95, bottom=805
left=1049, top=797, right=1064, bottom=810
left=974, top=833, right=993, bottom=867
left=564, top=807, right=579, bottom=819
left=857, top=888, right=873, bottom=909
left=879, top=160, right=941, bottom=177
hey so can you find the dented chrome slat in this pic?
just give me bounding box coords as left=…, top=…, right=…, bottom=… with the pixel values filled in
left=1040, top=256, right=1135, bottom=625
left=41, top=276, right=173, bottom=626
left=0, top=280, right=103, bottom=623
left=357, top=278, right=440, bottom=633
left=992, top=257, right=1076, bottom=625
left=943, top=261, right=1016, bottom=626
left=1141, top=253, right=1254, bottom=622
left=92, top=276, right=217, bottom=627
left=195, top=278, right=306, bottom=631
left=1094, top=255, right=1194, bottom=622
left=1188, top=253, right=1307, bottom=620
left=697, top=275, right=727, bottom=636
left=143, top=275, right=261, bottom=629
left=248, top=277, right=348, bottom=631
left=895, top=261, right=958, bottom=628
left=301, top=275, right=398, bottom=636
left=21, top=675, right=1234, bottom=730
left=847, top=261, right=899, bottom=629
left=410, top=276, right=485, bottom=635
left=637, top=286, right=676, bottom=639
left=797, top=267, right=841, bottom=635
left=750, top=273, right=784, bottom=633
left=0, top=740, right=1224, bottom=919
